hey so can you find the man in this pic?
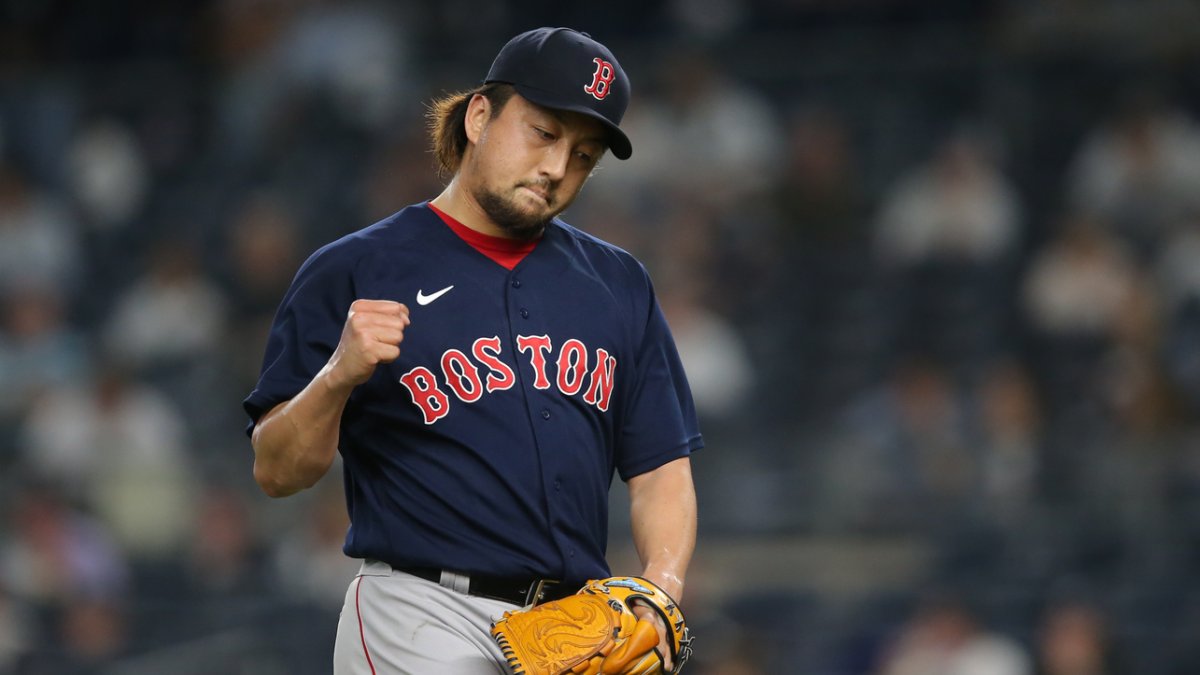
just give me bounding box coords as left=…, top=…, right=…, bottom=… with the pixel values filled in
left=243, top=27, right=700, bottom=674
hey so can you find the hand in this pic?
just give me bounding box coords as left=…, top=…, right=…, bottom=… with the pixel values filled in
left=632, top=603, right=673, bottom=672
left=326, top=299, right=410, bottom=390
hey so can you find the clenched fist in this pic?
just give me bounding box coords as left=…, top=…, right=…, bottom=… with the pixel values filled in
left=326, top=299, right=410, bottom=390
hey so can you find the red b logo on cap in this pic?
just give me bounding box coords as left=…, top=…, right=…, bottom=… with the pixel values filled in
left=584, top=57, right=616, bottom=101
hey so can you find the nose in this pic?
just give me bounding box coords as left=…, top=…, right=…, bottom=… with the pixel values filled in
left=538, top=140, right=571, bottom=182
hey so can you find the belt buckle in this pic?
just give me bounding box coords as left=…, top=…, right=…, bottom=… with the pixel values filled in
left=526, top=578, right=561, bottom=606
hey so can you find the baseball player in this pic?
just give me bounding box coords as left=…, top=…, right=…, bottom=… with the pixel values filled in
left=244, top=27, right=700, bottom=674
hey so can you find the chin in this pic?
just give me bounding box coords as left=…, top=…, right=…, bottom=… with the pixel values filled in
left=475, top=185, right=559, bottom=238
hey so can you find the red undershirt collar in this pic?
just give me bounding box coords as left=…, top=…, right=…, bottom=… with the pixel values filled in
left=427, top=201, right=539, bottom=271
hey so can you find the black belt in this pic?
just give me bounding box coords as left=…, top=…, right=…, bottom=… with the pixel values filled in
left=397, top=566, right=574, bottom=606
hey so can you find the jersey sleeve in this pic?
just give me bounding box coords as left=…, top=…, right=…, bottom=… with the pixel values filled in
left=242, top=244, right=360, bottom=435
left=614, top=270, right=703, bottom=481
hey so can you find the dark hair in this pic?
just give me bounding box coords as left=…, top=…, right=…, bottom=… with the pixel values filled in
left=426, top=83, right=515, bottom=175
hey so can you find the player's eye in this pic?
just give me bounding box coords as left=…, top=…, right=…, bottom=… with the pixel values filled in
left=575, top=151, right=593, bottom=163
left=533, top=126, right=555, bottom=141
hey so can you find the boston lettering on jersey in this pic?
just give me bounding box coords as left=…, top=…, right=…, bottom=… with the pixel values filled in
left=398, top=333, right=617, bottom=424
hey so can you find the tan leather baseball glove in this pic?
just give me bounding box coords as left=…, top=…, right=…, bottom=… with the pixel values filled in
left=491, top=576, right=693, bottom=674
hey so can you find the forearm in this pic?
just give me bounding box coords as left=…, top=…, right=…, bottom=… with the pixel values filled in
left=627, top=456, right=697, bottom=602
left=251, top=363, right=353, bottom=498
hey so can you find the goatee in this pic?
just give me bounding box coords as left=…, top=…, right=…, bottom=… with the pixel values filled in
left=474, top=184, right=557, bottom=241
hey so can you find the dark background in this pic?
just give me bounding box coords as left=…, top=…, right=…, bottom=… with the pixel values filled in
left=2, top=1, right=1200, bottom=673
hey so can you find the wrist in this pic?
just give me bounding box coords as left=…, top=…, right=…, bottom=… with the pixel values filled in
left=641, top=570, right=684, bottom=603
left=317, top=359, right=358, bottom=397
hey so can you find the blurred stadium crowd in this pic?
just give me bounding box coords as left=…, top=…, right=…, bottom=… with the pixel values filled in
left=4, top=0, right=1200, bottom=673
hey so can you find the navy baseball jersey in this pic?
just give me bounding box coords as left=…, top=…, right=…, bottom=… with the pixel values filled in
left=244, top=202, right=702, bottom=586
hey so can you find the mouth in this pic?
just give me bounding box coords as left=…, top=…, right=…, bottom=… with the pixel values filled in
left=519, top=185, right=552, bottom=206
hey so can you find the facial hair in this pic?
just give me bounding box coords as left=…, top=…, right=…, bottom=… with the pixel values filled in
left=472, top=180, right=561, bottom=241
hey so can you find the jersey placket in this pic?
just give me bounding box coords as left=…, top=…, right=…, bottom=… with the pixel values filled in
left=503, top=260, right=581, bottom=576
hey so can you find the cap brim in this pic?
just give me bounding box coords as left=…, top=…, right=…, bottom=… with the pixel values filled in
left=512, top=84, right=632, bottom=160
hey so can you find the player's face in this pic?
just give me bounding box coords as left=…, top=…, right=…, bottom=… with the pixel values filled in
left=464, top=94, right=606, bottom=239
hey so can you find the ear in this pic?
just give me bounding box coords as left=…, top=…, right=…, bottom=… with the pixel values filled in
left=464, top=94, right=491, bottom=146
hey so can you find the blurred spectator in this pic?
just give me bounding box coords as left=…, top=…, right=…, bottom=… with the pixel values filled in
left=19, top=597, right=129, bottom=675
left=0, top=584, right=31, bottom=673
left=972, top=359, right=1041, bottom=526
left=1156, top=219, right=1200, bottom=310
left=66, top=120, right=149, bottom=232
left=658, top=265, right=754, bottom=422
left=362, top=132, right=445, bottom=223
left=1035, top=602, right=1121, bottom=675
left=222, top=192, right=303, bottom=320
left=875, top=595, right=1032, bottom=675
left=760, top=103, right=879, bottom=419
left=102, top=238, right=227, bottom=376
left=820, top=358, right=973, bottom=532
left=874, top=126, right=1021, bottom=268
left=1155, top=220, right=1200, bottom=412
left=0, top=284, right=88, bottom=426
left=1099, top=319, right=1174, bottom=437
left=771, top=104, right=866, bottom=247
left=873, top=126, right=1022, bottom=367
left=183, top=486, right=270, bottom=601
left=1021, top=214, right=1141, bottom=415
left=607, top=45, right=783, bottom=204
left=272, top=478, right=358, bottom=610
left=54, top=598, right=128, bottom=672
left=18, top=365, right=194, bottom=560
left=219, top=193, right=305, bottom=398
left=0, top=162, right=82, bottom=296
left=212, top=0, right=411, bottom=160
left=210, top=0, right=304, bottom=159
left=1069, top=341, right=1176, bottom=542
left=647, top=202, right=759, bottom=425
left=0, top=486, right=128, bottom=606
left=1022, top=215, right=1138, bottom=339
left=1066, top=93, right=1200, bottom=255
left=271, top=0, right=412, bottom=130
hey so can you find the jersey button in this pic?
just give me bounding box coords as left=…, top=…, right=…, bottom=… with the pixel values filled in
left=520, top=308, right=529, bottom=319
left=541, top=409, right=551, bottom=420
left=554, top=480, right=561, bottom=491
left=512, top=279, right=521, bottom=288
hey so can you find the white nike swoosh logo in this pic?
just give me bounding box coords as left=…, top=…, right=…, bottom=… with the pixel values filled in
left=416, top=285, right=454, bottom=306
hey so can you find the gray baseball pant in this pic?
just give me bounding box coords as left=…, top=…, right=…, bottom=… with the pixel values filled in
left=333, top=559, right=514, bottom=674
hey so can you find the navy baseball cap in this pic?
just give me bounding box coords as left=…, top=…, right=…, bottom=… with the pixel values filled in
left=485, top=27, right=633, bottom=160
